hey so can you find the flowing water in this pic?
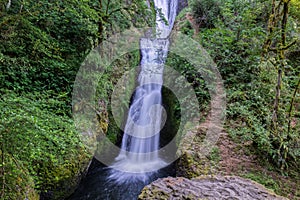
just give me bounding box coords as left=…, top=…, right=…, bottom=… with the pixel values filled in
left=108, top=0, right=178, bottom=181
left=69, top=0, right=178, bottom=199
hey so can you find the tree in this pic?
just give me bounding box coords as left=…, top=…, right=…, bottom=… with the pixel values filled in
left=261, top=0, right=298, bottom=170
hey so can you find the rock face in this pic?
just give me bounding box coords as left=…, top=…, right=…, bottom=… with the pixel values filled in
left=177, top=0, right=188, bottom=14
left=139, top=176, right=287, bottom=200
left=176, top=123, right=219, bottom=178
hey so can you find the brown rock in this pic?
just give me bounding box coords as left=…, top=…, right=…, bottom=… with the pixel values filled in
left=139, top=176, right=288, bottom=200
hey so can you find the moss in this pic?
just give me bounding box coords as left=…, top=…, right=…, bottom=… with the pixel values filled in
left=0, top=91, right=93, bottom=200
left=160, top=86, right=180, bottom=146
left=103, top=51, right=140, bottom=144
left=240, top=170, right=300, bottom=199
left=40, top=148, right=92, bottom=199
left=1, top=152, right=39, bottom=200
left=138, top=187, right=170, bottom=200
left=176, top=124, right=218, bottom=178
left=176, top=152, right=215, bottom=178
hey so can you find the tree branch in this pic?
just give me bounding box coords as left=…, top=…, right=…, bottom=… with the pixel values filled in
left=6, top=0, right=11, bottom=10
left=268, top=40, right=297, bottom=52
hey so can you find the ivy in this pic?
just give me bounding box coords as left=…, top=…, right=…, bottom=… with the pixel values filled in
left=0, top=91, right=91, bottom=197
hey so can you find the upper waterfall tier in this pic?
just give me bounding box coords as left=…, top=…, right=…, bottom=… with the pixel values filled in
left=155, top=0, right=178, bottom=38
left=109, top=0, right=178, bottom=176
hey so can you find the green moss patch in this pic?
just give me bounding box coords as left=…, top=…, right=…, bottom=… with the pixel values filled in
left=0, top=91, right=91, bottom=199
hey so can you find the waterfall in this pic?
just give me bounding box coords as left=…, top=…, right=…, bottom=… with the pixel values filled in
left=109, top=0, right=178, bottom=181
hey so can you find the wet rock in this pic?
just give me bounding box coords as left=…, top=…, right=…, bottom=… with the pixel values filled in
left=177, top=0, right=188, bottom=14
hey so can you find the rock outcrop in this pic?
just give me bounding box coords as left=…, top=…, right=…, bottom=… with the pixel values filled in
left=175, top=120, right=221, bottom=178
left=177, top=0, right=188, bottom=14
left=139, top=176, right=287, bottom=200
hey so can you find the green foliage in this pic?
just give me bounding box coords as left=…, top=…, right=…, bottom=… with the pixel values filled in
left=227, top=59, right=300, bottom=172
left=259, top=0, right=299, bottom=171
left=242, top=171, right=280, bottom=193
left=290, top=0, right=300, bottom=20
left=190, top=0, right=222, bottom=28
left=198, top=0, right=266, bottom=85
left=101, top=52, right=141, bottom=143
left=190, top=0, right=299, bottom=172
left=89, top=0, right=154, bottom=44
left=241, top=167, right=300, bottom=199
left=101, top=0, right=154, bottom=29
left=0, top=0, right=152, bottom=94
left=0, top=90, right=91, bottom=198
left=0, top=0, right=153, bottom=199
left=166, top=53, right=210, bottom=116
left=0, top=152, right=39, bottom=200
left=208, top=147, right=220, bottom=163
left=194, top=0, right=271, bottom=155
left=0, top=0, right=98, bottom=93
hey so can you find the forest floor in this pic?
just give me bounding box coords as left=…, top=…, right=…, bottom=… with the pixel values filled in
left=215, top=131, right=300, bottom=199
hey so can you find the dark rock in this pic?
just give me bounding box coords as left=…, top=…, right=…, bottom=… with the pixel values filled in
left=139, top=176, right=288, bottom=200
left=177, top=0, right=188, bottom=14
left=40, top=154, right=93, bottom=200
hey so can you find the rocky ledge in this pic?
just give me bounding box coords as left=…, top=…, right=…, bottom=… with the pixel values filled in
left=139, top=176, right=287, bottom=200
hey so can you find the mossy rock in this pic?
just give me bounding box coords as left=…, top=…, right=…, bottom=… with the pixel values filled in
left=176, top=125, right=218, bottom=178
left=1, top=152, right=39, bottom=200
left=0, top=91, right=93, bottom=200
left=39, top=149, right=92, bottom=199
left=176, top=152, right=213, bottom=178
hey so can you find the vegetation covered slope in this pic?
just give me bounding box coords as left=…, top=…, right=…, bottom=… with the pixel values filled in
left=0, top=0, right=152, bottom=199
left=0, top=0, right=299, bottom=199
left=172, top=0, right=299, bottom=198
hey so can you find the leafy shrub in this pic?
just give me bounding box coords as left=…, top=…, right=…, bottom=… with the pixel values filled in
left=0, top=90, right=91, bottom=198
left=0, top=152, right=39, bottom=200
left=290, top=0, right=300, bottom=20
left=190, top=0, right=222, bottom=28
left=190, top=0, right=299, bottom=171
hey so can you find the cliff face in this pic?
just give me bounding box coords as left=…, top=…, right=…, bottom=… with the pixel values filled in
left=138, top=176, right=287, bottom=200
left=177, top=0, right=188, bottom=14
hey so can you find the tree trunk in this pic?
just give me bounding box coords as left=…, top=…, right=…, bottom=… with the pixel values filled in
left=287, top=77, right=300, bottom=134
left=272, top=68, right=282, bottom=132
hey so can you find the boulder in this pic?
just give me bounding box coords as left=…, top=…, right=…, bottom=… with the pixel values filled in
left=139, top=176, right=287, bottom=200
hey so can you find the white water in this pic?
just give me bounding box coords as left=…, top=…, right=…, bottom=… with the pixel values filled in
left=109, top=0, right=178, bottom=181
